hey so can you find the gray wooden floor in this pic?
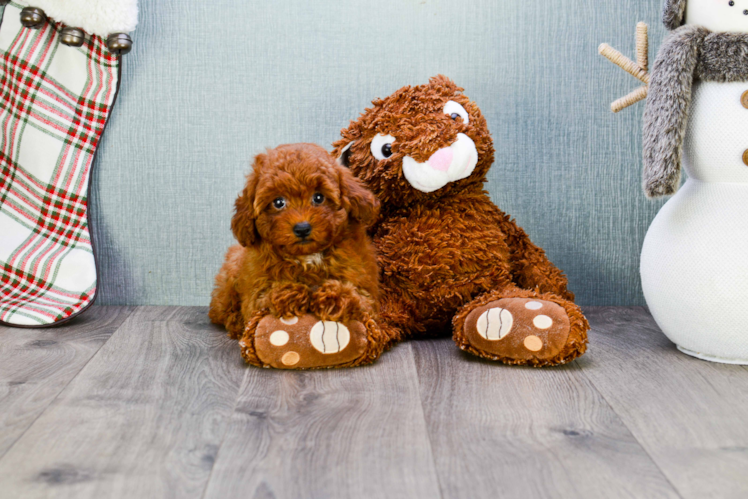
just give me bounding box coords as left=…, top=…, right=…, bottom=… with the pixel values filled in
left=1, top=307, right=747, bottom=498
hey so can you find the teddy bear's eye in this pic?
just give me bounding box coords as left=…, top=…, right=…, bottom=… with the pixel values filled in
left=444, top=100, right=469, bottom=125
left=312, top=193, right=325, bottom=205
left=272, top=197, right=286, bottom=210
left=730, top=1, right=735, bottom=5
left=370, top=134, right=396, bottom=161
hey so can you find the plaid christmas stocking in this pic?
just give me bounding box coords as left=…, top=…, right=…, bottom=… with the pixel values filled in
left=0, top=1, right=136, bottom=327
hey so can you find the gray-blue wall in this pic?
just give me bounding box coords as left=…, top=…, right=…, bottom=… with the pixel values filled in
left=88, top=0, right=669, bottom=306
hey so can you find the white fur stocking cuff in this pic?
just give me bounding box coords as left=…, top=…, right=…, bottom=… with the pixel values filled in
left=14, top=0, right=138, bottom=37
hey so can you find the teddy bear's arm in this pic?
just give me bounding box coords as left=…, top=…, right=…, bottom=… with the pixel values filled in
left=496, top=213, right=574, bottom=301
left=642, top=26, right=705, bottom=198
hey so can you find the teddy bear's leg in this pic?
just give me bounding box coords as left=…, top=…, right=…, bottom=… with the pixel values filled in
left=241, top=282, right=387, bottom=369
left=453, top=287, right=589, bottom=366
left=497, top=216, right=575, bottom=301
left=376, top=289, right=414, bottom=344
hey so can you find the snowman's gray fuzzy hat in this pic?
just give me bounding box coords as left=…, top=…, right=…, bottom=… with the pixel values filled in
left=663, top=0, right=687, bottom=30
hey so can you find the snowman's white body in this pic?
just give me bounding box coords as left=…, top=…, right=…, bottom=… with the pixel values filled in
left=641, top=81, right=748, bottom=364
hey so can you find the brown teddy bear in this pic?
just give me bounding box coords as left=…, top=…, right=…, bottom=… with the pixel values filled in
left=332, top=75, right=589, bottom=366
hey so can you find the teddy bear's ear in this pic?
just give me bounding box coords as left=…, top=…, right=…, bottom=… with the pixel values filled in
left=337, top=163, right=379, bottom=227
left=231, top=158, right=262, bottom=247
left=336, top=142, right=354, bottom=168
left=662, top=0, right=687, bottom=30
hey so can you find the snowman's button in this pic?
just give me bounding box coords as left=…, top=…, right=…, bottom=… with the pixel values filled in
left=743, top=149, right=748, bottom=166
left=741, top=90, right=748, bottom=109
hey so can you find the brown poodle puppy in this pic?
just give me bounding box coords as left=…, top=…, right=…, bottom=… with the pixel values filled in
left=209, top=143, right=386, bottom=369
left=333, top=76, right=588, bottom=366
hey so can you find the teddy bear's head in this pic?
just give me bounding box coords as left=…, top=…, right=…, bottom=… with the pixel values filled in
left=664, top=0, right=748, bottom=32
left=332, top=75, right=494, bottom=208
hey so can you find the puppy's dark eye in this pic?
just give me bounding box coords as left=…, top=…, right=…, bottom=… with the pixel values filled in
left=272, top=197, right=286, bottom=210
left=450, top=113, right=461, bottom=121
left=381, top=144, right=392, bottom=158
left=312, top=193, right=325, bottom=205
left=730, top=1, right=735, bottom=6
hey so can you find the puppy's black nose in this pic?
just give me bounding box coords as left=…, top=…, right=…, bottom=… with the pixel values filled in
left=293, top=222, right=312, bottom=238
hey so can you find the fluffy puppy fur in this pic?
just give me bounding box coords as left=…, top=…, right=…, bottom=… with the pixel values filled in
left=209, top=143, right=385, bottom=368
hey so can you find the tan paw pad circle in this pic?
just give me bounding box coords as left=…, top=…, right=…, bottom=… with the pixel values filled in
left=281, top=351, right=300, bottom=366
left=524, top=335, right=543, bottom=352
left=476, top=307, right=514, bottom=341
left=310, top=321, right=351, bottom=354
left=533, top=315, right=553, bottom=329
left=269, top=330, right=289, bottom=346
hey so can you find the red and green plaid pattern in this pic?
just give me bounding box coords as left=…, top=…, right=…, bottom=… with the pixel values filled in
left=0, top=2, right=119, bottom=326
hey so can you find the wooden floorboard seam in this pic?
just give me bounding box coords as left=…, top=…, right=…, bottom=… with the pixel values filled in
left=199, top=362, right=251, bottom=499
left=576, top=364, right=685, bottom=499
left=0, top=307, right=136, bottom=464
left=408, top=345, right=446, bottom=500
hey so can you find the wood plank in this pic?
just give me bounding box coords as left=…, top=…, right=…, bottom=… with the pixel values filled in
left=204, top=342, right=441, bottom=499
left=582, top=307, right=748, bottom=498
left=412, top=337, right=679, bottom=498
left=0, top=306, right=246, bottom=498
left=0, top=306, right=134, bottom=460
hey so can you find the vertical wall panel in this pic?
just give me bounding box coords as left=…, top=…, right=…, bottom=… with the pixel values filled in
left=88, top=0, right=668, bottom=306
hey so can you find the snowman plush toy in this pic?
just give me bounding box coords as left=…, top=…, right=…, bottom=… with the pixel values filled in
left=639, top=0, right=748, bottom=363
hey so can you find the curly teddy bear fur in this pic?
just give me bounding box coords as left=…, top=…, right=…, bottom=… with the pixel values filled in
left=209, top=143, right=387, bottom=369
left=333, top=76, right=589, bottom=366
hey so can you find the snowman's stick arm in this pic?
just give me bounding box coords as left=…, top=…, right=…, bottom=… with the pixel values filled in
left=599, top=22, right=651, bottom=113
left=636, top=22, right=648, bottom=71
left=598, top=44, right=650, bottom=85
left=611, top=86, right=648, bottom=113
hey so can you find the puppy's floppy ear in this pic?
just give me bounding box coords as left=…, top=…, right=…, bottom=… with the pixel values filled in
left=337, top=164, right=379, bottom=226
left=231, top=166, right=261, bottom=247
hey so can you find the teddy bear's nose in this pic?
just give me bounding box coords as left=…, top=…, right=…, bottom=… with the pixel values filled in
left=429, top=147, right=453, bottom=172
left=293, top=222, right=312, bottom=238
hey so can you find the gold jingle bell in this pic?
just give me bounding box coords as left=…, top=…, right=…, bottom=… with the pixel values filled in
left=20, top=7, right=46, bottom=29
left=106, top=33, right=133, bottom=56
left=60, top=27, right=85, bottom=47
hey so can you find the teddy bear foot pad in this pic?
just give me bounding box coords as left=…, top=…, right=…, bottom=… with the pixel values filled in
left=251, top=314, right=369, bottom=369
left=463, top=298, right=571, bottom=364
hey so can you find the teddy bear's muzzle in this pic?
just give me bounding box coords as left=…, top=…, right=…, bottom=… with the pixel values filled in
left=401, top=133, right=478, bottom=193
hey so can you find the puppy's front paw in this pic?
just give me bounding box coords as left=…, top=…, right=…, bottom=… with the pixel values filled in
left=247, top=314, right=371, bottom=369
left=264, top=283, right=312, bottom=319
left=311, top=281, right=367, bottom=322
